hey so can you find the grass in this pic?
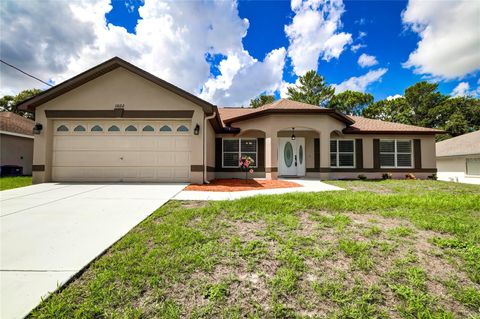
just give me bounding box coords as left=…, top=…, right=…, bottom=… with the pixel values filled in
left=29, top=180, right=480, bottom=318
left=0, top=176, right=32, bottom=190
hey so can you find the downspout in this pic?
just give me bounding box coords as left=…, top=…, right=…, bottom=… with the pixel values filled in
left=203, top=112, right=217, bottom=184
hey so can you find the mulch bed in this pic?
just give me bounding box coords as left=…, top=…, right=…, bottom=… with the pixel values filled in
left=185, top=179, right=302, bottom=192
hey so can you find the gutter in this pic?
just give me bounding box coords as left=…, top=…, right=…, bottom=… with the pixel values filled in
left=203, top=112, right=217, bottom=184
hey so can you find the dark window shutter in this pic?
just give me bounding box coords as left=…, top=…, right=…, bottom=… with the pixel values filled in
left=355, top=139, right=363, bottom=169
left=414, top=139, right=422, bottom=169
left=314, top=138, right=320, bottom=169
left=215, top=138, right=222, bottom=169
left=373, top=139, right=380, bottom=169
left=257, top=138, right=265, bottom=169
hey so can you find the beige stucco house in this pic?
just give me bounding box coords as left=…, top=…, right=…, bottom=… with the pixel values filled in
left=436, top=131, right=480, bottom=184
left=0, top=112, right=34, bottom=176
left=17, top=57, right=442, bottom=184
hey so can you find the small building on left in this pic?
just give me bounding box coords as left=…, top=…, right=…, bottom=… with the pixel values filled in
left=0, top=112, right=34, bottom=176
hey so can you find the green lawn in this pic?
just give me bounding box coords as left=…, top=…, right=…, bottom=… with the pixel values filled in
left=30, top=180, right=480, bottom=318
left=0, top=176, right=32, bottom=191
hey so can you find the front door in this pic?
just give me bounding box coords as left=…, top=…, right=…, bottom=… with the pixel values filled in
left=278, top=138, right=305, bottom=177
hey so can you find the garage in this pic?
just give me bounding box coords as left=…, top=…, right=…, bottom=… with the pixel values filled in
left=52, top=120, right=192, bottom=182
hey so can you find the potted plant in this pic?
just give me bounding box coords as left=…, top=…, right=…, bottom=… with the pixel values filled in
left=239, top=155, right=255, bottom=182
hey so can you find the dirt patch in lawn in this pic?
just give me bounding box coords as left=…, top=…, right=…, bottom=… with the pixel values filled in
left=185, top=179, right=302, bottom=192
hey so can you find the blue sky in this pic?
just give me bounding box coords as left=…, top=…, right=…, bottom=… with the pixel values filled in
left=1, top=0, right=479, bottom=104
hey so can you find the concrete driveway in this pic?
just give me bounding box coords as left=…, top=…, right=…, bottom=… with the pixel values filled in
left=0, top=183, right=186, bottom=319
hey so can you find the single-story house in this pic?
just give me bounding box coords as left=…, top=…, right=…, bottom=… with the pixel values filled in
left=17, top=57, right=442, bottom=184
left=436, top=131, right=480, bottom=184
left=0, top=112, right=34, bottom=176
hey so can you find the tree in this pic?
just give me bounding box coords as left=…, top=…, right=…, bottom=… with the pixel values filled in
left=362, top=81, right=480, bottom=141
left=0, top=88, right=42, bottom=119
left=362, top=97, right=411, bottom=123
left=250, top=94, right=275, bottom=108
left=403, top=81, right=448, bottom=127
left=431, top=96, right=480, bottom=140
left=287, top=70, right=335, bottom=106
left=328, top=90, right=374, bottom=115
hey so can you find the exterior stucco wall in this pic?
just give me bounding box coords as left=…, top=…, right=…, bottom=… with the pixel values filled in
left=437, top=156, right=480, bottom=184
left=0, top=134, right=34, bottom=175
left=215, top=115, right=438, bottom=180
left=225, top=114, right=345, bottom=179
left=206, top=121, right=216, bottom=181
left=33, top=67, right=206, bottom=184
left=342, top=134, right=437, bottom=170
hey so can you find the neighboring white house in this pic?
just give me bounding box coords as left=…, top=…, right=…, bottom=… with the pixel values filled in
left=436, top=131, right=480, bottom=185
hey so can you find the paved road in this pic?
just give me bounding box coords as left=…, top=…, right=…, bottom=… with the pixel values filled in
left=0, top=183, right=186, bottom=319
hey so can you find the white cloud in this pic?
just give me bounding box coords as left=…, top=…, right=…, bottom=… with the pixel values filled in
left=386, top=94, right=402, bottom=100
left=451, top=81, right=479, bottom=97
left=0, top=0, right=286, bottom=106
left=451, top=82, right=470, bottom=97
left=358, top=31, right=367, bottom=39
left=199, top=48, right=286, bottom=106
left=351, top=43, right=366, bottom=53
left=357, top=53, right=378, bottom=68
left=279, top=79, right=301, bottom=98
left=402, top=0, right=480, bottom=79
left=285, top=0, right=352, bottom=76
left=333, top=68, right=388, bottom=93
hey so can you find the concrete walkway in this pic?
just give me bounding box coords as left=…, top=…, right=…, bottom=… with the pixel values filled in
left=173, top=179, right=343, bottom=201
left=0, top=183, right=186, bottom=319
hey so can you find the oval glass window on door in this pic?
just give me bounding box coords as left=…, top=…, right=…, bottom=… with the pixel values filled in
left=299, top=145, right=303, bottom=165
left=284, top=142, right=293, bottom=167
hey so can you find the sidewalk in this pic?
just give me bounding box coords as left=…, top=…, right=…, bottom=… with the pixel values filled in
left=173, top=179, right=343, bottom=201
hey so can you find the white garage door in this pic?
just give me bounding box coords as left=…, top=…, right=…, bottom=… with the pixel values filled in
left=52, top=120, right=191, bottom=182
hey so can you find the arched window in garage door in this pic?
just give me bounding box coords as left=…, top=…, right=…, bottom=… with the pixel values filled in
left=108, top=125, right=120, bottom=132
left=73, top=125, right=86, bottom=132
left=142, top=125, right=154, bottom=132
left=56, top=125, right=69, bottom=132
left=160, top=125, right=172, bottom=132
left=91, top=125, right=103, bottom=132
left=125, top=125, right=137, bottom=132
left=177, top=125, right=189, bottom=132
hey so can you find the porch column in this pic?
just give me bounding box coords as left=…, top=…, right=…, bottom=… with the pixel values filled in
left=265, top=130, right=278, bottom=179
left=319, top=132, right=330, bottom=179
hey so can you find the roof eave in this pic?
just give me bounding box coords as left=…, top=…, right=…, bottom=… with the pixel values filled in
left=342, top=129, right=445, bottom=135
left=16, top=57, right=216, bottom=115
left=223, top=108, right=354, bottom=125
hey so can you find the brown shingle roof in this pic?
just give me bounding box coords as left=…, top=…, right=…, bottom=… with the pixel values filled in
left=218, top=99, right=442, bottom=134
left=436, top=130, right=480, bottom=157
left=219, top=99, right=354, bottom=125
left=344, top=116, right=444, bottom=134
left=0, top=112, right=34, bottom=136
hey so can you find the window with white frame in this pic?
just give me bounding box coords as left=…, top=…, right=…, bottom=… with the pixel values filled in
left=222, top=138, right=257, bottom=168
left=380, top=140, right=412, bottom=168
left=330, top=140, right=355, bottom=167
left=466, top=158, right=480, bottom=176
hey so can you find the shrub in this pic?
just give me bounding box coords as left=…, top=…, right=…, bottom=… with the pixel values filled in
left=382, top=173, right=392, bottom=180
left=358, top=174, right=367, bottom=180
left=405, top=173, right=416, bottom=180
left=427, top=173, right=437, bottom=180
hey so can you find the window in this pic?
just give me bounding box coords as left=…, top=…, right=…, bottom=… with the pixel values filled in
left=142, top=125, right=154, bottom=132
left=380, top=140, right=412, bottom=168
left=56, top=125, right=68, bottom=132
left=159, top=125, right=172, bottom=132
left=91, top=125, right=103, bottom=132
left=177, top=125, right=189, bottom=132
left=222, top=138, right=257, bottom=168
left=108, top=125, right=120, bottom=132
left=73, top=125, right=86, bottom=132
left=466, top=158, right=480, bottom=176
left=330, top=140, right=355, bottom=167
left=125, top=125, right=137, bottom=132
